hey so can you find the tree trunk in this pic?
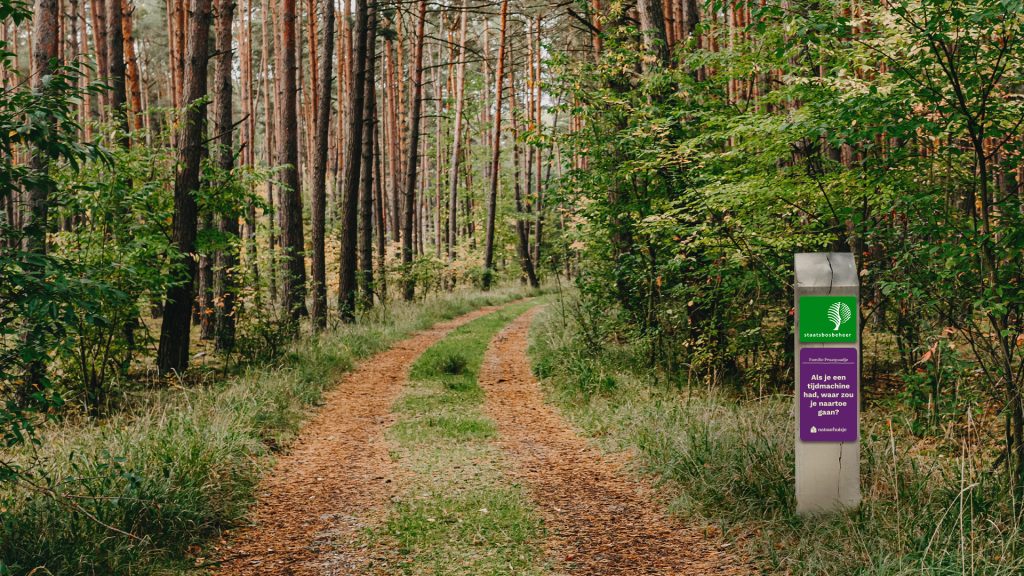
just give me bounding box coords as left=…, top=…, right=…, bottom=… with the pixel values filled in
left=91, top=0, right=109, bottom=114
left=373, top=113, right=387, bottom=297
left=533, top=17, right=544, bottom=270
left=198, top=215, right=215, bottom=338
left=446, top=0, right=467, bottom=263
left=27, top=0, right=59, bottom=255
left=357, top=6, right=376, bottom=308
left=106, top=0, right=128, bottom=137
left=385, top=37, right=401, bottom=242
left=337, top=0, right=369, bottom=322
left=213, top=0, right=237, bottom=350
left=20, top=0, right=60, bottom=394
left=241, top=0, right=259, bottom=293
left=277, top=0, right=308, bottom=320
left=309, top=0, right=335, bottom=328
left=509, top=57, right=539, bottom=288
left=400, top=0, right=426, bottom=300
left=481, top=0, right=508, bottom=290
left=122, top=0, right=143, bottom=132
left=636, top=0, right=668, bottom=67
left=157, top=0, right=212, bottom=375
left=259, top=0, right=276, bottom=300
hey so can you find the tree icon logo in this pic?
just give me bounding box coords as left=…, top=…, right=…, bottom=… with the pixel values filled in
left=827, top=301, right=853, bottom=331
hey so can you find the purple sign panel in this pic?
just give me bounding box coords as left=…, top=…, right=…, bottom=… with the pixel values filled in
left=799, top=347, right=858, bottom=442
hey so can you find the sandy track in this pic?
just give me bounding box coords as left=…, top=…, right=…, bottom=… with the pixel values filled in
left=212, top=305, right=505, bottom=575
left=480, top=308, right=754, bottom=576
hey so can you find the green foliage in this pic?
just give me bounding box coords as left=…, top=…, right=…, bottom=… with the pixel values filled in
left=0, top=0, right=105, bottom=505
left=48, top=126, right=176, bottom=413
left=0, top=286, right=538, bottom=575
left=552, top=0, right=1024, bottom=478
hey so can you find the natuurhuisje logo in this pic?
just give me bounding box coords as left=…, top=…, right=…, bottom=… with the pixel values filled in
left=827, top=301, right=852, bottom=331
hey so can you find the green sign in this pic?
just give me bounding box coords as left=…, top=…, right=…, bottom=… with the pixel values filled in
left=799, top=296, right=857, bottom=342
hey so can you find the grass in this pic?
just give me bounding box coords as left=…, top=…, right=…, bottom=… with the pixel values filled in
left=0, top=284, right=540, bottom=576
left=529, top=297, right=1024, bottom=576
left=372, top=299, right=552, bottom=576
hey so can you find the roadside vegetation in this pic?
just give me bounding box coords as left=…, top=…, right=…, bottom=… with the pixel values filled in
left=373, top=300, right=550, bottom=575
left=0, top=286, right=536, bottom=575
left=531, top=299, right=1024, bottom=575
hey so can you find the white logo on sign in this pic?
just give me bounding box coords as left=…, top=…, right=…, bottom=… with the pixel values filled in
left=827, top=302, right=853, bottom=331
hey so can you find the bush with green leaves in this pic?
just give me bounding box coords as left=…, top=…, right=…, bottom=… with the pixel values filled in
left=0, top=0, right=105, bottom=479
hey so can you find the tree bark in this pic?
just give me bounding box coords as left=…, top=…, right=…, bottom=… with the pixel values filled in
left=309, top=0, right=335, bottom=328
left=106, top=0, right=128, bottom=137
left=357, top=9, right=376, bottom=308
left=337, top=0, right=369, bottom=322
left=122, top=0, right=143, bottom=132
left=157, top=0, right=212, bottom=375
left=636, top=0, right=668, bottom=67
left=400, top=0, right=426, bottom=300
left=198, top=215, right=215, bottom=338
left=213, top=0, right=237, bottom=350
left=385, top=37, right=400, bottom=242
left=373, top=112, right=387, bottom=297
left=27, top=0, right=59, bottom=255
left=533, top=17, right=544, bottom=270
left=20, top=0, right=61, bottom=393
left=509, top=54, right=538, bottom=288
left=446, top=0, right=467, bottom=263
left=91, top=0, right=109, bottom=114
left=481, top=0, right=508, bottom=290
left=277, top=0, right=308, bottom=320
left=258, top=0, right=277, bottom=299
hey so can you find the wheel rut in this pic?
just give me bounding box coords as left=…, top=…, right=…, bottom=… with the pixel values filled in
left=479, top=307, right=755, bottom=575
left=212, top=305, right=506, bottom=575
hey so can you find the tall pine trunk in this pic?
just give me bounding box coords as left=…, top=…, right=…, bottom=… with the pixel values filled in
left=277, top=0, right=308, bottom=320
left=213, top=0, right=237, bottom=350
left=20, top=0, right=60, bottom=395
left=373, top=113, right=387, bottom=297
left=157, top=0, right=212, bottom=375
left=106, top=0, right=127, bottom=137
left=481, top=0, right=508, bottom=290
left=509, top=42, right=538, bottom=288
left=400, top=0, right=426, bottom=300
left=357, top=9, right=376, bottom=309
left=309, top=0, right=335, bottom=327
left=446, top=0, right=467, bottom=263
left=338, top=0, right=369, bottom=322
left=122, top=0, right=143, bottom=132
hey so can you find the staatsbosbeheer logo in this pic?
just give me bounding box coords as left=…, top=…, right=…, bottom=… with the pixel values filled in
left=827, top=301, right=852, bottom=331
left=799, top=295, right=857, bottom=343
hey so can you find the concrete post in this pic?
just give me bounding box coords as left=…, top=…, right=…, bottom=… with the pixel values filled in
left=794, top=252, right=861, bottom=514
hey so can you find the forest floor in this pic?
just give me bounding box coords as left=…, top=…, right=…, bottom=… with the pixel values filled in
left=206, top=301, right=751, bottom=575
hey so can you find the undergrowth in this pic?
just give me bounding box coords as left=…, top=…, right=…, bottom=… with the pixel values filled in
left=528, top=298, right=1024, bottom=576
left=0, top=285, right=539, bottom=576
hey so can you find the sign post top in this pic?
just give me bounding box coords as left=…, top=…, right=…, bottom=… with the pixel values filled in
left=795, top=252, right=858, bottom=289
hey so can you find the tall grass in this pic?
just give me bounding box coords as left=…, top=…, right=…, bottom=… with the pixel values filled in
left=0, top=285, right=539, bottom=576
left=529, top=301, right=1024, bottom=575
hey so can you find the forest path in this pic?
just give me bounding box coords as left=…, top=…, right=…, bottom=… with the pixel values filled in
left=480, top=308, right=754, bottom=575
left=211, top=304, right=508, bottom=575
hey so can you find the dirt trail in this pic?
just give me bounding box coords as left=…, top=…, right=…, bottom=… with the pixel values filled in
left=212, top=305, right=505, bottom=575
left=480, top=308, right=754, bottom=575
